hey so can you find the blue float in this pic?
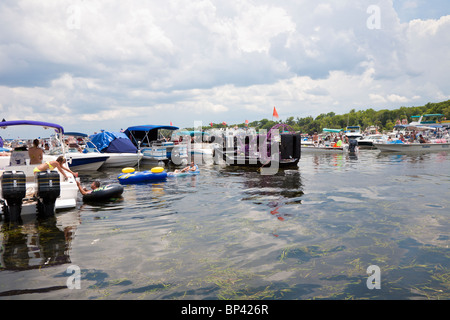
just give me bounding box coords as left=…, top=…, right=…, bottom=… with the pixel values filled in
left=118, top=167, right=168, bottom=184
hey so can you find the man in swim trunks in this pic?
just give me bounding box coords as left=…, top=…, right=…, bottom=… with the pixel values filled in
left=173, top=161, right=198, bottom=173
left=33, top=155, right=78, bottom=180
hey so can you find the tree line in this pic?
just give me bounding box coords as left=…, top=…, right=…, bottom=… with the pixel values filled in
left=203, top=100, right=450, bottom=134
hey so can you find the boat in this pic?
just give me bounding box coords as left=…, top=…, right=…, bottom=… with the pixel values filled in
left=213, top=124, right=301, bottom=169
left=344, top=126, right=363, bottom=140
left=374, top=140, right=450, bottom=152
left=174, top=130, right=216, bottom=163
left=124, top=125, right=188, bottom=166
left=89, top=131, right=143, bottom=168
left=0, top=120, right=79, bottom=222
left=301, top=144, right=348, bottom=153
left=356, top=134, right=384, bottom=148
left=117, top=167, right=167, bottom=184
left=49, top=132, right=109, bottom=172
left=409, top=113, right=450, bottom=129
left=301, top=128, right=353, bottom=153
left=374, top=115, right=450, bottom=152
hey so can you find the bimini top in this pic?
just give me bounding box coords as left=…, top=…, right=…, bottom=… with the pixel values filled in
left=0, top=120, right=64, bottom=134
left=322, top=128, right=342, bottom=133
left=64, top=132, right=88, bottom=137
left=124, top=125, right=179, bottom=133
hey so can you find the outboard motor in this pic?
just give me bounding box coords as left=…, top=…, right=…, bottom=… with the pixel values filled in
left=36, top=171, right=60, bottom=218
left=349, top=139, right=358, bottom=153
left=1, top=171, right=26, bottom=223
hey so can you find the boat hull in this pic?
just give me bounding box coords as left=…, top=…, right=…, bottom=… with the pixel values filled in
left=101, top=153, right=143, bottom=168
left=374, top=142, right=450, bottom=152
left=301, top=145, right=347, bottom=153
left=66, top=153, right=109, bottom=171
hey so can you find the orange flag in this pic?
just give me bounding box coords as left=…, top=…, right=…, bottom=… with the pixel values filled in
left=273, top=107, right=279, bottom=119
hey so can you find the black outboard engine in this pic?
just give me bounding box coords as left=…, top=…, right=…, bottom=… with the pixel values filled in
left=1, top=171, right=26, bottom=223
left=349, top=139, right=358, bottom=153
left=36, top=171, right=61, bottom=218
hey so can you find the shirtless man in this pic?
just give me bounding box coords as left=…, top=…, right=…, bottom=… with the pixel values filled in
left=28, top=139, right=44, bottom=165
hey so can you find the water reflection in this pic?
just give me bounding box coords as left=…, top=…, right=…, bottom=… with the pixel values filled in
left=0, top=212, right=79, bottom=271
left=226, top=167, right=304, bottom=224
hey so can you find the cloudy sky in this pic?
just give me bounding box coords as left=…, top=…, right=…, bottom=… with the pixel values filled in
left=1, top=0, right=449, bottom=136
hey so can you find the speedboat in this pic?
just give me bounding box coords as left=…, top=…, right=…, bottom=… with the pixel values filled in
left=344, top=126, right=363, bottom=140
left=356, top=134, right=384, bottom=149
left=124, top=125, right=188, bottom=166
left=0, top=120, right=79, bottom=221
left=48, top=132, right=109, bottom=172
left=89, top=131, right=143, bottom=168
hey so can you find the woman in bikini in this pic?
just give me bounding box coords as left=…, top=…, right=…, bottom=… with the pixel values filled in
left=33, top=155, right=78, bottom=180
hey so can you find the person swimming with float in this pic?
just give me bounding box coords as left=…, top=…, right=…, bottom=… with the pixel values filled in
left=33, top=155, right=78, bottom=180
left=76, top=180, right=101, bottom=195
left=174, top=161, right=198, bottom=174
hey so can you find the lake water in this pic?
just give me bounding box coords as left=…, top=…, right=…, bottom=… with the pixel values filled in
left=0, top=149, right=449, bottom=300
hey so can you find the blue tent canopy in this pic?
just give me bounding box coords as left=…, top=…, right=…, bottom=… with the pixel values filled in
left=89, top=131, right=138, bottom=153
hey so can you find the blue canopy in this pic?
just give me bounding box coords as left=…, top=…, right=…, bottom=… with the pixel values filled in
left=89, top=131, right=138, bottom=153
left=125, top=125, right=179, bottom=132
left=124, top=125, right=179, bottom=146
left=65, top=132, right=88, bottom=137
left=0, top=120, right=64, bottom=134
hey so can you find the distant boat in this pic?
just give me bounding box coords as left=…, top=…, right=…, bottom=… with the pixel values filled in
left=301, top=144, right=348, bottom=153
left=301, top=128, right=355, bottom=153
left=344, top=126, right=363, bottom=140
left=89, top=131, right=143, bottom=167
left=374, top=140, right=450, bottom=152
left=124, top=125, right=188, bottom=166
left=356, top=134, right=383, bottom=149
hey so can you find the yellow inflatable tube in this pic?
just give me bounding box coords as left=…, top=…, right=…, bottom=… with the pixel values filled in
left=122, top=167, right=135, bottom=173
left=151, top=167, right=164, bottom=173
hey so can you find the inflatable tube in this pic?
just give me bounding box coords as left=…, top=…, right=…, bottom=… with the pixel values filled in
left=167, top=169, right=200, bottom=177
left=122, top=167, right=135, bottom=173
left=83, top=184, right=124, bottom=202
left=151, top=166, right=164, bottom=173
left=118, top=170, right=168, bottom=184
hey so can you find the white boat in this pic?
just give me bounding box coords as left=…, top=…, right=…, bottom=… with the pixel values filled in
left=0, top=120, right=79, bottom=221
left=344, top=126, right=363, bottom=140
left=99, top=152, right=143, bottom=168
left=356, top=134, right=384, bottom=148
left=124, top=125, right=188, bottom=166
left=48, top=132, right=109, bottom=172
left=374, top=140, right=450, bottom=152
left=88, top=131, right=143, bottom=168
left=301, top=144, right=348, bottom=153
